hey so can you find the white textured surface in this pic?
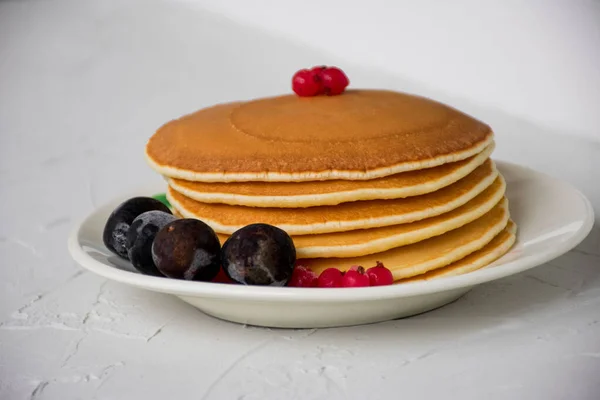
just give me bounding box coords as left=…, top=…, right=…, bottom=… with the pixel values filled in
left=1, top=1, right=599, bottom=400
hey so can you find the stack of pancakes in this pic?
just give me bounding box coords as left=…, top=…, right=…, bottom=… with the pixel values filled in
left=145, top=90, right=516, bottom=283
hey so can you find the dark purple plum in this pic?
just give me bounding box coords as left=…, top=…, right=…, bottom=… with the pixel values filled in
left=126, top=211, right=176, bottom=276
left=222, top=223, right=296, bottom=286
left=103, top=197, right=172, bottom=259
left=151, top=219, right=221, bottom=281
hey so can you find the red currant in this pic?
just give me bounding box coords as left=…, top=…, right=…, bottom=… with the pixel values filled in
left=310, top=65, right=327, bottom=76
left=321, top=67, right=349, bottom=96
left=366, top=262, right=394, bottom=286
left=211, top=267, right=236, bottom=284
left=341, top=266, right=370, bottom=287
left=292, top=69, right=323, bottom=97
left=317, top=268, right=344, bottom=288
left=288, top=265, right=318, bottom=287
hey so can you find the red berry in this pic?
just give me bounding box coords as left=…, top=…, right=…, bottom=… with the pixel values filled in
left=310, top=65, right=327, bottom=76
left=366, top=262, right=394, bottom=286
left=317, top=268, right=344, bottom=288
left=341, top=266, right=370, bottom=288
left=321, top=67, right=349, bottom=96
left=292, top=69, right=323, bottom=97
left=211, top=267, right=236, bottom=284
left=288, top=265, right=318, bottom=287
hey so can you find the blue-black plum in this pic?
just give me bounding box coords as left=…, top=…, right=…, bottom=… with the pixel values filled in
left=221, top=223, right=296, bottom=286
left=151, top=219, right=221, bottom=281
left=103, top=197, right=172, bottom=259
left=126, top=210, right=176, bottom=276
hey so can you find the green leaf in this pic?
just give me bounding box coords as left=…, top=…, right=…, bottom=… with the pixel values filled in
left=152, top=193, right=171, bottom=208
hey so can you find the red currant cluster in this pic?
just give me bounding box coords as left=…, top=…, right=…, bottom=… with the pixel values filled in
left=288, top=262, right=394, bottom=288
left=292, top=66, right=350, bottom=97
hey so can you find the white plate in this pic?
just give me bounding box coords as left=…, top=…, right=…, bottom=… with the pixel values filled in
left=67, top=161, right=594, bottom=328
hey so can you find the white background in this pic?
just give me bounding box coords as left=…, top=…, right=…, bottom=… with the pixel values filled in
left=180, top=0, right=600, bottom=142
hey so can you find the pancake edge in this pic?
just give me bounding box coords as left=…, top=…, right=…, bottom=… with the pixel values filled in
left=168, top=143, right=496, bottom=208
left=167, top=163, right=500, bottom=235
left=307, top=201, right=511, bottom=280
left=293, top=193, right=508, bottom=259
left=146, top=132, right=494, bottom=182
left=397, top=220, right=517, bottom=282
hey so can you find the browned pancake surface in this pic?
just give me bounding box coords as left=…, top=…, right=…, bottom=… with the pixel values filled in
left=214, top=183, right=506, bottom=258
left=399, top=221, right=517, bottom=282
left=169, top=160, right=498, bottom=234
left=304, top=201, right=509, bottom=280
left=169, top=144, right=493, bottom=201
left=147, top=90, right=492, bottom=180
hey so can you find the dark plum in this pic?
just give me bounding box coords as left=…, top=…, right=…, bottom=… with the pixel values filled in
left=222, top=223, right=296, bottom=286
left=151, top=219, right=221, bottom=281
left=126, top=211, right=176, bottom=276
left=103, top=197, right=171, bottom=259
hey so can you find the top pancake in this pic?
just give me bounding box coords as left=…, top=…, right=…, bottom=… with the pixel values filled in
left=146, top=90, right=493, bottom=182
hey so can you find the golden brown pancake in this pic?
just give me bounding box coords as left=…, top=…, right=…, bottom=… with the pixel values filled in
left=398, top=220, right=517, bottom=282
left=215, top=183, right=506, bottom=259
left=303, top=200, right=510, bottom=280
left=168, top=159, right=499, bottom=235
left=146, top=90, right=493, bottom=182
left=168, top=143, right=494, bottom=208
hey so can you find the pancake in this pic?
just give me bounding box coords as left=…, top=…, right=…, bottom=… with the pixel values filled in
left=216, top=182, right=507, bottom=259
left=146, top=90, right=494, bottom=182
left=168, top=159, right=499, bottom=235
left=303, top=200, right=510, bottom=280
left=398, top=220, right=517, bottom=282
left=169, top=143, right=495, bottom=208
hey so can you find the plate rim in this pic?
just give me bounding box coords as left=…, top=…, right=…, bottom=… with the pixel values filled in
left=67, top=160, right=595, bottom=302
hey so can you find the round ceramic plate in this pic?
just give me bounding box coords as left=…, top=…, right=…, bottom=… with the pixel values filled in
left=67, top=161, right=594, bottom=328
